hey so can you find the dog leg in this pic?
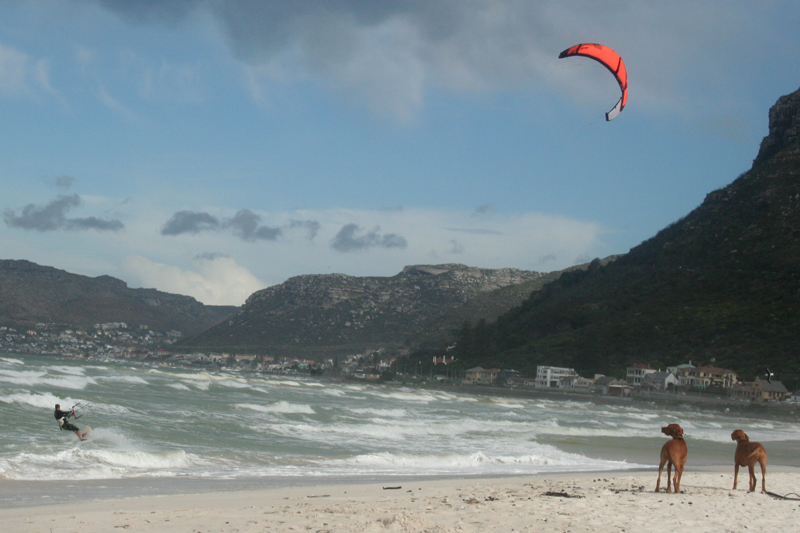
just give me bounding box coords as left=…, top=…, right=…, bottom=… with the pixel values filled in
left=673, top=463, right=683, bottom=493
left=666, top=461, right=673, bottom=493
left=655, top=460, right=665, bottom=492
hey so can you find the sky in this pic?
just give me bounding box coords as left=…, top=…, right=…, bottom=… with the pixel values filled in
left=2, top=1, right=800, bottom=306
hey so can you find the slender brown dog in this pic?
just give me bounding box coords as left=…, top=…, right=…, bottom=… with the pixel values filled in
left=654, top=423, right=687, bottom=493
left=731, top=429, right=767, bottom=492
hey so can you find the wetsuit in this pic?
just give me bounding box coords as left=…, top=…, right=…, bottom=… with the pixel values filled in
left=54, top=408, right=80, bottom=432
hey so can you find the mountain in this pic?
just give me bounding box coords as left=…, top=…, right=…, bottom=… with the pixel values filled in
left=446, top=86, right=800, bottom=389
left=0, top=260, right=237, bottom=335
left=179, top=264, right=550, bottom=357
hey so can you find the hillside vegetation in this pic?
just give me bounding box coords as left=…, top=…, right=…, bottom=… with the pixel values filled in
left=441, top=86, right=800, bottom=389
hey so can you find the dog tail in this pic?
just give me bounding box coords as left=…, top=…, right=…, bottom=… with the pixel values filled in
left=745, top=447, right=762, bottom=459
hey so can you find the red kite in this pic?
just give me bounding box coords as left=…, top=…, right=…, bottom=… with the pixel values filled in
left=559, top=43, right=628, bottom=121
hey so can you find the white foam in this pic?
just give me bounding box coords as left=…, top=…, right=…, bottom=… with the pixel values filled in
left=487, top=398, right=526, bottom=409
left=0, top=443, right=201, bottom=480
left=217, top=379, right=251, bottom=389
left=374, top=390, right=438, bottom=403
left=174, top=371, right=217, bottom=381
left=98, top=375, right=149, bottom=385
left=330, top=447, right=640, bottom=476
left=236, top=401, right=316, bottom=415
left=0, top=391, right=82, bottom=410
left=46, top=365, right=87, bottom=376
left=266, top=380, right=302, bottom=387
left=0, top=368, right=96, bottom=389
left=348, top=407, right=408, bottom=418
left=0, top=357, right=24, bottom=365
left=88, top=449, right=192, bottom=469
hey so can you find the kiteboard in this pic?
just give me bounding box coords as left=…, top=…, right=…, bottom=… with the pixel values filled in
left=80, top=426, right=92, bottom=441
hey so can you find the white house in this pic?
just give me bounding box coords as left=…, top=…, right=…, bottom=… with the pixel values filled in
left=641, top=371, right=679, bottom=391
left=535, top=366, right=578, bottom=388
left=626, top=364, right=657, bottom=387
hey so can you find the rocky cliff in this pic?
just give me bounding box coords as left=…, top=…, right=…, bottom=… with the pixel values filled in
left=753, top=87, right=800, bottom=167
left=180, top=264, right=548, bottom=356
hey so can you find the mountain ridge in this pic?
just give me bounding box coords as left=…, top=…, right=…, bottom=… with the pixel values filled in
left=179, top=263, right=561, bottom=357
left=0, top=259, right=237, bottom=335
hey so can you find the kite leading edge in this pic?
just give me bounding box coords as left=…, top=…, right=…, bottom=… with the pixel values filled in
left=558, top=43, right=628, bottom=121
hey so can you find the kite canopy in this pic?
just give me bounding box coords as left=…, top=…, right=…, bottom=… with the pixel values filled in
left=558, top=43, right=628, bottom=121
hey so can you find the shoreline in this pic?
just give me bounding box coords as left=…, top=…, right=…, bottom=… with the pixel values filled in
left=0, top=469, right=653, bottom=510
left=3, top=464, right=797, bottom=508
left=4, top=468, right=799, bottom=532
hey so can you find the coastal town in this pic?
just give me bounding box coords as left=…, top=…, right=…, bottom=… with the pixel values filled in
left=2, top=321, right=797, bottom=405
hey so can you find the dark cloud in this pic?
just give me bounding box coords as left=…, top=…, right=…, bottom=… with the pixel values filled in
left=4, top=194, right=124, bottom=232
left=448, top=239, right=465, bottom=254
left=194, top=252, right=228, bottom=261
left=55, top=176, right=76, bottom=189
left=330, top=223, right=408, bottom=252
left=288, top=219, right=320, bottom=240
left=539, top=254, right=557, bottom=264
left=223, top=209, right=282, bottom=242
left=472, top=203, right=494, bottom=217
left=161, top=209, right=319, bottom=242
left=161, top=210, right=220, bottom=235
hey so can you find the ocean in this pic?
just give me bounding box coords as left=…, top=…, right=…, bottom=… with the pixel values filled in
left=2, top=354, right=799, bottom=484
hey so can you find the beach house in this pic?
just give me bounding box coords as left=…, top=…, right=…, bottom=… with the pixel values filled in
left=535, top=366, right=578, bottom=388
left=626, top=364, right=657, bottom=387
left=641, top=371, right=679, bottom=391
left=464, top=367, right=500, bottom=385
left=750, top=376, right=791, bottom=401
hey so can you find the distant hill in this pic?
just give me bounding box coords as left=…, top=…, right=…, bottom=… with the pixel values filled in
left=179, top=264, right=553, bottom=357
left=411, top=256, right=621, bottom=349
left=445, top=85, right=800, bottom=389
left=0, top=260, right=237, bottom=335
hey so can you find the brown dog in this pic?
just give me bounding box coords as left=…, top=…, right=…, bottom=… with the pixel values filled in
left=655, top=423, right=687, bottom=493
left=731, top=429, right=767, bottom=492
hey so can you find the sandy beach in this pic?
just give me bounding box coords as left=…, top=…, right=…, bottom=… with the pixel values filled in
left=4, top=468, right=800, bottom=532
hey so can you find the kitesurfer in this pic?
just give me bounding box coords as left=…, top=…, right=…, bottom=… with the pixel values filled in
left=54, top=403, right=85, bottom=440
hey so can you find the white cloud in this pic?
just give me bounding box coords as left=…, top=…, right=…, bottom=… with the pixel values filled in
left=122, top=254, right=265, bottom=306
left=0, top=43, right=57, bottom=98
